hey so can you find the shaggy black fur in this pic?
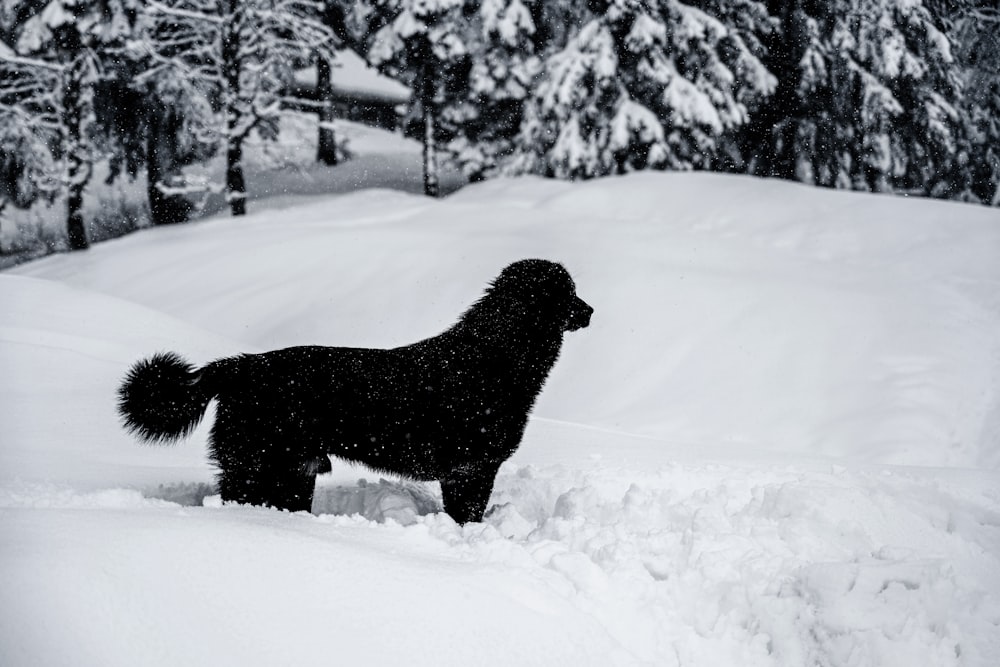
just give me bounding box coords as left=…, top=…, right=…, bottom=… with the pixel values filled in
left=118, top=259, right=593, bottom=524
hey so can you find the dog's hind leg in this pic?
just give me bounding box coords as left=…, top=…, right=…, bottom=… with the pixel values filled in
left=209, top=404, right=266, bottom=506
left=440, top=464, right=500, bottom=525
left=209, top=405, right=318, bottom=512
left=215, top=457, right=318, bottom=512
left=264, top=458, right=327, bottom=513
left=262, top=469, right=316, bottom=512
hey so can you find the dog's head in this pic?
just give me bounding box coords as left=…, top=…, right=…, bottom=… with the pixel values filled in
left=491, top=259, right=593, bottom=333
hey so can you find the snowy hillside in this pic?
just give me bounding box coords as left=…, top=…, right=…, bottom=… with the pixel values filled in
left=2, top=172, right=1000, bottom=666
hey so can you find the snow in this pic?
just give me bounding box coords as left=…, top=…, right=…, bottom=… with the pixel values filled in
left=663, top=68, right=724, bottom=133
left=482, top=0, right=534, bottom=45
left=612, top=99, right=666, bottom=150
left=293, top=49, right=411, bottom=103
left=2, top=138, right=1000, bottom=665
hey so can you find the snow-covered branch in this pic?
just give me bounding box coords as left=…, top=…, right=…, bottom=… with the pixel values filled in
left=155, top=177, right=224, bottom=196
left=138, top=0, right=339, bottom=215
left=0, top=50, right=63, bottom=72
left=146, top=0, right=225, bottom=25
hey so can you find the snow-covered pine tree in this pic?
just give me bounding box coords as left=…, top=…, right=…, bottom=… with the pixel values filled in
left=94, top=64, right=218, bottom=225
left=139, top=0, right=337, bottom=216
left=368, top=0, right=467, bottom=197
left=444, top=0, right=539, bottom=181
left=509, top=0, right=776, bottom=179
left=751, top=0, right=963, bottom=197
left=693, top=0, right=778, bottom=172
left=948, top=2, right=999, bottom=205
left=0, top=0, right=139, bottom=250
left=0, top=37, right=60, bottom=215
left=527, top=0, right=588, bottom=53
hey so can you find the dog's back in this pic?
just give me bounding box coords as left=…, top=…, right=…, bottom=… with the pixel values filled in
left=221, top=340, right=535, bottom=480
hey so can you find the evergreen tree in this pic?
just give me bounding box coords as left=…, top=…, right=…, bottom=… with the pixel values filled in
left=0, top=0, right=139, bottom=250
left=95, top=65, right=218, bottom=225
left=510, top=0, right=776, bottom=179
left=0, top=37, right=59, bottom=215
left=526, top=0, right=587, bottom=54
left=751, top=0, right=964, bottom=197
left=139, top=0, right=337, bottom=216
left=368, top=0, right=467, bottom=197
left=948, top=2, right=999, bottom=205
left=445, top=0, right=540, bottom=180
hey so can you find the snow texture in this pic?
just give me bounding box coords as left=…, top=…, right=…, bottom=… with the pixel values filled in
left=2, top=156, right=1000, bottom=665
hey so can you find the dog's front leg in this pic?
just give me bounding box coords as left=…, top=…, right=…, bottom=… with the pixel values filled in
left=439, top=464, right=500, bottom=525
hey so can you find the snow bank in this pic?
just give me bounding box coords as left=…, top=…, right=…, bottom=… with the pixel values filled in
left=2, top=170, right=999, bottom=665
left=2, top=460, right=997, bottom=666
left=0, top=275, right=236, bottom=489
left=12, top=172, right=1000, bottom=468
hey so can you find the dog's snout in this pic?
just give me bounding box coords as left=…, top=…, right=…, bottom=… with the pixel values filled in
left=566, top=297, right=593, bottom=331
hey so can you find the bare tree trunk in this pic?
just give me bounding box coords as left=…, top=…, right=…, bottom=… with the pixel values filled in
left=146, top=114, right=167, bottom=223
left=420, top=59, right=439, bottom=198
left=225, top=136, right=247, bottom=216
left=223, top=0, right=247, bottom=217
left=64, top=55, right=90, bottom=250
left=423, top=103, right=439, bottom=198
left=146, top=103, right=191, bottom=225
left=316, top=53, right=338, bottom=166
left=66, top=173, right=88, bottom=249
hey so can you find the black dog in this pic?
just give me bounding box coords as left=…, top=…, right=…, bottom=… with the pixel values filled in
left=118, top=259, right=593, bottom=524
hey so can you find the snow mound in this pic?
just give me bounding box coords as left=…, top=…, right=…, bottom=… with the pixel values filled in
left=12, top=172, right=1000, bottom=469
left=3, top=459, right=996, bottom=666
left=2, top=171, right=999, bottom=665
left=0, top=275, right=240, bottom=489
left=462, top=462, right=1000, bottom=666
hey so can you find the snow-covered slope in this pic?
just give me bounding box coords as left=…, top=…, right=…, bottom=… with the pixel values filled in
left=294, top=49, right=411, bottom=101
left=2, top=172, right=999, bottom=666
left=12, top=172, right=1000, bottom=467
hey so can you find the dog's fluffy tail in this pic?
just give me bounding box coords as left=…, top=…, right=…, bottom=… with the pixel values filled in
left=117, top=351, right=216, bottom=444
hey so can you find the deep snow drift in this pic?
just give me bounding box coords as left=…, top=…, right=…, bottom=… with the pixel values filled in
left=2, top=171, right=999, bottom=666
